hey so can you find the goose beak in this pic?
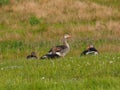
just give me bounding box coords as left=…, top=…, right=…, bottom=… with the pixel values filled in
left=64, top=34, right=71, bottom=39
left=68, top=35, right=71, bottom=38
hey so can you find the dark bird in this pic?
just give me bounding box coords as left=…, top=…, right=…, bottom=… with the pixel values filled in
left=40, top=34, right=71, bottom=59
left=81, top=44, right=98, bottom=56
left=26, top=52, right=38, bottom=59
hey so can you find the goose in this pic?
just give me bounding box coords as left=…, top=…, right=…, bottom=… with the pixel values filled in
left=40, top=34, right=71, bottom=59
left=26, top=52, right=38, bottom=59
left=81, top=44, right=98, bottom=56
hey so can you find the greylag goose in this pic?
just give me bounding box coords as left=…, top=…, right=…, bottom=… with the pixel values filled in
left=40, top=34, right=71, bottom=59
left=26, top=52, right=38, bottom=59
left=81, top=44, right=98, bottom=56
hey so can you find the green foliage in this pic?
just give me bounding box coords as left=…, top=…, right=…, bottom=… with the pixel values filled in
left=29, top=16, right=48, bottom=33
left=29, top=16, right=40, bottom=26
left=36, top=22, right=48, bottom=33
left=0, top=0, right=9, bottom=5
left=0, top=41, right=24, bottom=53
left=2, top=41, right=23, bottom=49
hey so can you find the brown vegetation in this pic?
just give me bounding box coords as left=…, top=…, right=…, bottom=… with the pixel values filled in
left=0, top=0, right=120, bottom=54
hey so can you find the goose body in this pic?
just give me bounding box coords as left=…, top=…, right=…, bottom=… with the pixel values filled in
left=40, top=34, right=71, bottom=59
left=81, top=45, right=98, bottom=56
left=27, top=52, right=38, bottom=59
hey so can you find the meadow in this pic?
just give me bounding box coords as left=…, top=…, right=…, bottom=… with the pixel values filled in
left=0, top=0, right=120, bottom=90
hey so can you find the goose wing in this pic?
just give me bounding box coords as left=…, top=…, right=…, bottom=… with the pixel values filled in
left=49, top=45, right=67, bottom=53
left=89, top=47, right=98, bottom=52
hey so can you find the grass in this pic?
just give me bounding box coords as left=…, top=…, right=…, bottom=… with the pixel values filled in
left=0, top=0, right=120, bottom=89
left=0, top=0, right=9, bottom=5
left=87, top=0, right=120, bottom=9
left=0, top=54, right=120, bottom=90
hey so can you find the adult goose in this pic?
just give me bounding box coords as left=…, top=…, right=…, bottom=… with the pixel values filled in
left=40, top=34, right=71, bottom=59
left=26, top=52, right=38, bottom=59
left=81, top=44, right=98, bottom=56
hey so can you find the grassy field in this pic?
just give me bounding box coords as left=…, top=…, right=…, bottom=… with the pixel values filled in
left=0, top=0, right=120, bottom=90
left=0, top=54, right=120, bottom=90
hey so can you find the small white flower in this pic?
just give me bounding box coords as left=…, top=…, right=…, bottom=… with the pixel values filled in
left=1, top=68, right=4, bottom=70
left=109, top=61, right=113, bottom=64
left=41, top=77, right=45, bottom=80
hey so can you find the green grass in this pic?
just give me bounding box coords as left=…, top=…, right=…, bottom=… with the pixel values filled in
left=81, top=0, right=120, bottom=9
left=0, top=0, right=9, bottom=5
left=0, top=0, right=120, bottom=89
left=0, top=54, right=120, bottom=90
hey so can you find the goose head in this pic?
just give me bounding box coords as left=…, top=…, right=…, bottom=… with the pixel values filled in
left=64, top=34, right=71, bottom=39
left=31, top=52, right=36, bottom=56
left=89, top=44, right=94, bottom=48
